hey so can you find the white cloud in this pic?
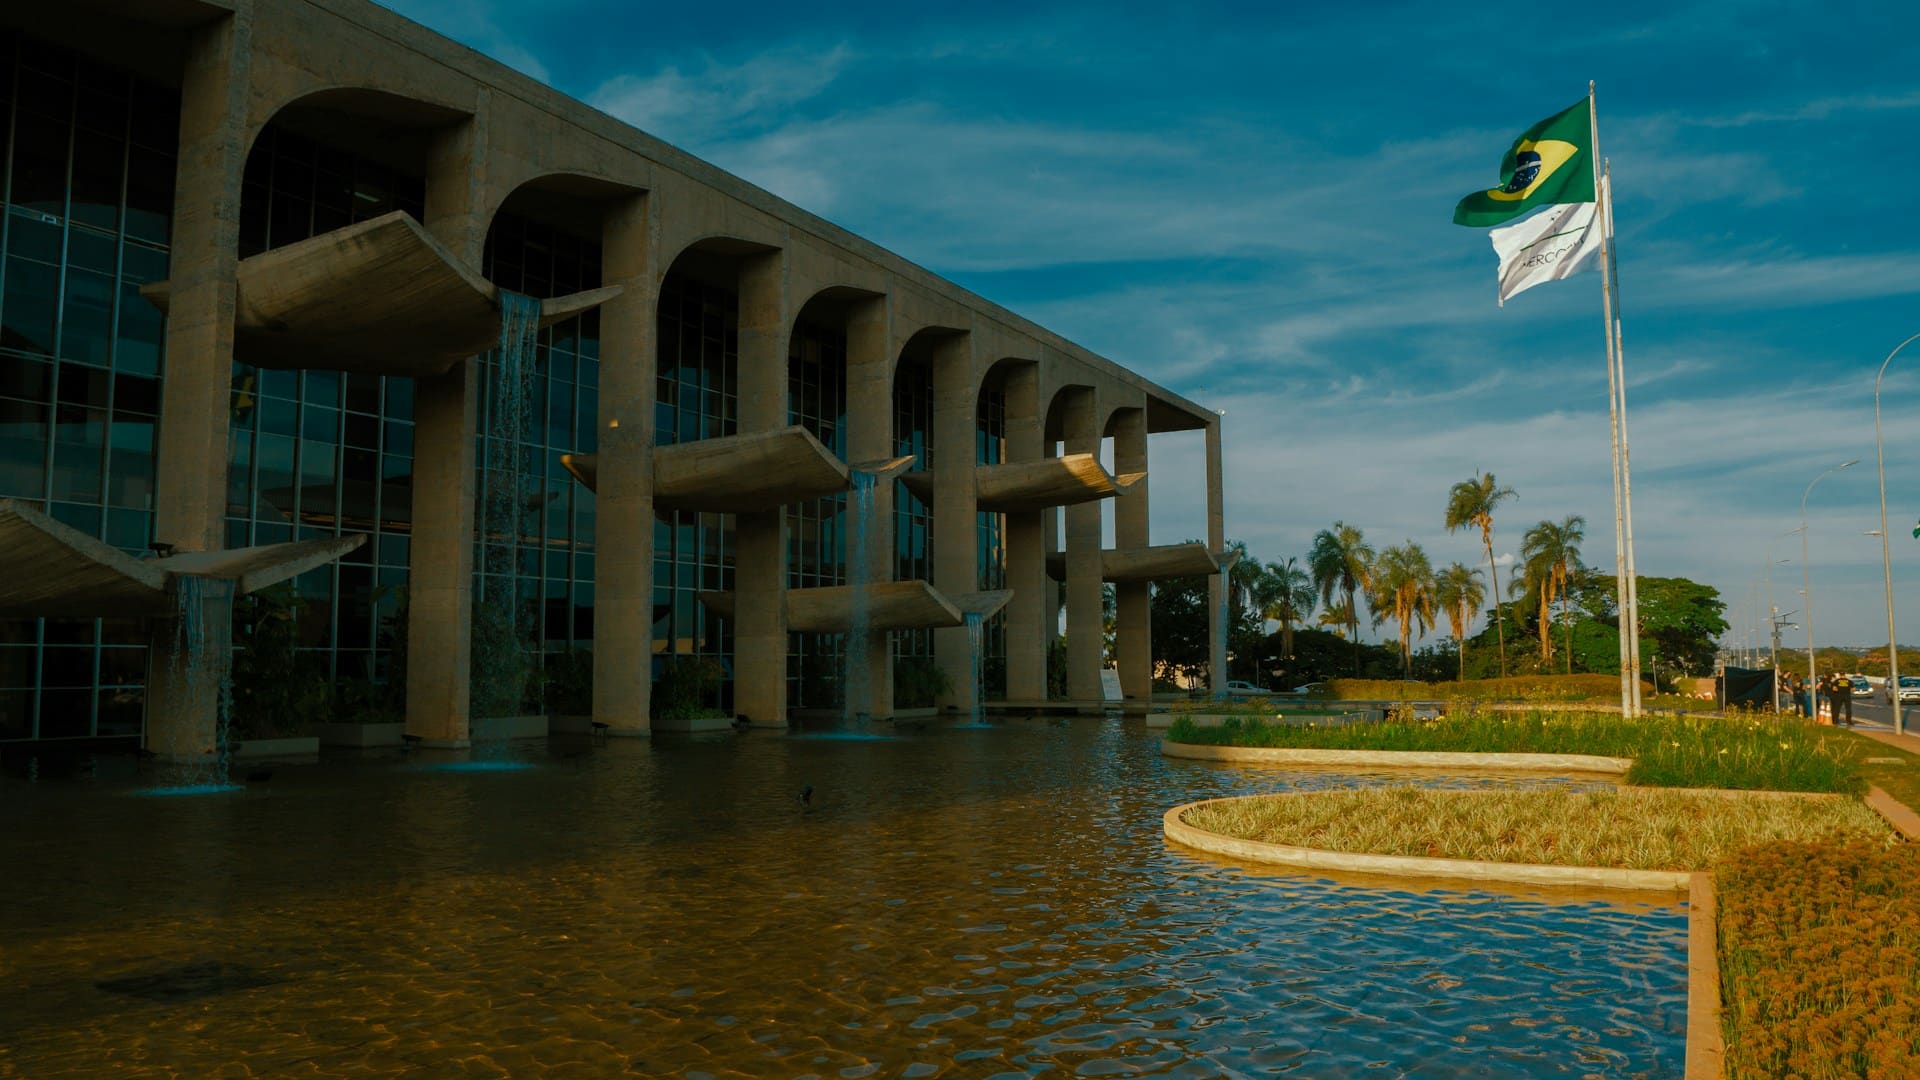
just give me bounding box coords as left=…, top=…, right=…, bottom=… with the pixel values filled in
left=589, top=44, right=856, bottom=146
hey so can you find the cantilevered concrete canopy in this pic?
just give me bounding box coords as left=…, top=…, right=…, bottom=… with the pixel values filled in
left=700, top=580, right=986, bottom=633
left=898, top=453, right=1142, bottom=513
left=945, top=589, right=1015, bottom=622
left=140, top=211, right=620, bottom=376
left=560, top=426, right=915, bottom=514
left=0, top=499, right=366, bottom=618
left=1044, top=542, right=1238, bottom=584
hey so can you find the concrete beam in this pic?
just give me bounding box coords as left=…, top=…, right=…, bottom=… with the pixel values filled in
left=140, top=211, right=621, bottom=376
left=557, top=427, right=912, bottom=514
left=1044, top=541, right=1234, bottom=584
left=700, top=579, right=968, bottom=634
left=898, top=453, right=1143, bottom=514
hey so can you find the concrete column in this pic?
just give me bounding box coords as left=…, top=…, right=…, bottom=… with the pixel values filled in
left=930, top=336, right=978, bottom=714
left=1063, top=391, right=1102, bottom=702
left=1206, top=416, right=1227, bottom=697
left=146, top=10, right=251, bottom=760
left=1002, top=365, right=1046, bottom=702
left=732, top=251, right=789, bottom=727
left=404, top=102, right=490, bottom=746
left=591, top=194, right=654, bottom=733
left=844, top=299, right=894, bottom=719
left=1113, top=407, right=1151, bottom=704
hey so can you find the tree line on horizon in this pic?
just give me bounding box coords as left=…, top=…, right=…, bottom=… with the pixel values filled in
left=1147, top=471, right=1729, bottom=690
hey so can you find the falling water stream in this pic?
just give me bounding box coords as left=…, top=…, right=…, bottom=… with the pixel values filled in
left=142, top=576, right=241, bottom=795
left=954, top=611, right=989, bottom=728
left=468, top=292, right=541, bottom=758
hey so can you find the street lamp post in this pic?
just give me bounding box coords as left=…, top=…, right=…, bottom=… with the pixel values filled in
left=1875, top=332, right=1919, bottom=736
left=1802, top=459, right=1860, bottom=720
left=1765, top=547, right=1792, bottom=712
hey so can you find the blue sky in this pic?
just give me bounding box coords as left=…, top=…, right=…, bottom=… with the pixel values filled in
left=384, top=0, right=1920, bottom=650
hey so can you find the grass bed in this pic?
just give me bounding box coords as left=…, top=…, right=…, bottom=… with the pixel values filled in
left=1321, top=674, right=1642, bottom=702
left=1182, top=788, right=1891, bottom=871
left=1164, top=710, right=1865, bottom=793
left=1716, top=840, right=1920, bottom=1077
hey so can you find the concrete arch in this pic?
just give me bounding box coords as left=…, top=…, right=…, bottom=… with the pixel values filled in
left=1043, top=383, right=1099, bottom=449
left=657, top=233, right=783, bottom=291
left=243, top=85, right=472, bottom=165
left=478, top=169, right=646, bottom=243
left=1101, top=398, right=1148, bottom=440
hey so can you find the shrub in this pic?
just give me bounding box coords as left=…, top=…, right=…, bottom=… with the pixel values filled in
left=228, top=584, right=330, bottom=738
left=893, top=655, right=952, bottom=709
left=653, top=655, right=726, bottom=724
left=542, top=648, right=593, bottom=715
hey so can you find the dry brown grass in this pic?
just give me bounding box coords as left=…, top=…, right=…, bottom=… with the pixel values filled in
left=1183, top=787, right=1893, bottom=871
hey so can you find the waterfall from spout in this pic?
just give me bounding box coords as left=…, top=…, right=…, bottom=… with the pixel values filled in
left=963, top=611, right=986, bottom=727
left=146, top=575, right=241, bottom=794
left=474, top=291, right=542, bottom=734
left=843, top=471, right=877, bottom=728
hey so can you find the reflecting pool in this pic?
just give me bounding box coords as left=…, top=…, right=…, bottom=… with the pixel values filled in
left=0, top=717, right=1686, bottom=1077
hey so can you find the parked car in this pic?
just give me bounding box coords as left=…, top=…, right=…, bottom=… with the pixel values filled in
left=1887, top=676, right=1920, bottom=704
left=1850, top=675, right=1872, bottom=698
left=1223, top=680, right=1269, bottom=698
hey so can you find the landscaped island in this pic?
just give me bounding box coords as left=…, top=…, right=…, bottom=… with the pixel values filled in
left=1161, top=707, right=1920, bottom=1077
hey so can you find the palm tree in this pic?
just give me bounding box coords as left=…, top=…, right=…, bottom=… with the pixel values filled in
left=1263, top=557, right=1317, bottom=662
left=1317, top=599, right=1354, bottom=637
left=1445, top=472, right=1517, bottom=678
left=1309, top=522, right=1374, bottom=674
left=1435, top=562, right=1486, bottom=680
left=1518, top=515, right=1586, bottom=672
left=1368, top=542, right=1436, bottom=680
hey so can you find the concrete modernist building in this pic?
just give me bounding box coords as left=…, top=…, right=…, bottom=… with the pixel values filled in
left=0, top=0, right=1228, bottom=755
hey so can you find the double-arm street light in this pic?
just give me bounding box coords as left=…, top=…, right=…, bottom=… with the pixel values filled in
left=1802, top=459, right=1860, bottom=715
left=1875, top=332, right=1919, bottom=736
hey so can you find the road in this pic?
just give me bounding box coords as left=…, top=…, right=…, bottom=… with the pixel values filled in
left=1847, top=699, right=1915, bottom=732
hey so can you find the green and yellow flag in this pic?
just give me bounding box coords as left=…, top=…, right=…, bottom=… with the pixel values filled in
left=1453, top=97, right=1596, bottom=227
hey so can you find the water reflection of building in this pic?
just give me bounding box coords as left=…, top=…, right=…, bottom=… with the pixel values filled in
left=0, top=1, right=1228, bottom=751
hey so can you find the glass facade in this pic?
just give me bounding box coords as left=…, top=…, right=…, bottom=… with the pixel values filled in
left=786, top=319, right=847, bottom=707
left=229, top=123, right=425, bottom=682
left=653, top=271, right=737, bottom=710
left=892, top=356, right=933, bottom=663
left=976, top=387, right=1008, bottom=697
left=477, top=211, right=600, bottom=661
left=0, top=33, right=178, bottom=741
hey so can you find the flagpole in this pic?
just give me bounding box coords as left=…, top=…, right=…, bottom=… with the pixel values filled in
left=1604, top=157, right=1646, bottom=715
left=1589, top=81, right=1633, bottom=718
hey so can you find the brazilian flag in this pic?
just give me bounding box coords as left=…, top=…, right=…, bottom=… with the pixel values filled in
left=1453, top=97, right=1597, bottom=227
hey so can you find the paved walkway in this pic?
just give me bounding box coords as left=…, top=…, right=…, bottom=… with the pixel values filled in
left=1858, top=727, right=1920, bottom=756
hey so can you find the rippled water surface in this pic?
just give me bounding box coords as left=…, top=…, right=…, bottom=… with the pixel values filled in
left=0, top=717, right=1686, bottom=1077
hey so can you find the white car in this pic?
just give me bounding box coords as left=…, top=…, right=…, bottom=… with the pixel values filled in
left=1223, top=680, right=1269, bottom=698
left=1887, top=676, right=1920, bottom=704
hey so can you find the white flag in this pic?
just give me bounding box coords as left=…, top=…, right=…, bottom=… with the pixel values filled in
left=1489, top=193, right=1602, bottom=305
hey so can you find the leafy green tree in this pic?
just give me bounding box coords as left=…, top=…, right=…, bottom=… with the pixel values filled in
left=1445, top=472, right=1517, bottom=677
left=1631, top=576, right=1729, bottom=676
left=1260, top=626, right=1400, bottom=686
left=1368, top=542, right=1437, bottom=679
left=1150, top=575, right=1210, bottom=685
left=1435, top=562, right=1486, bottom=680
left=1516, top=514, right=1585, bottom=671
left=1309, top=522, right=1374, bottom=674
left=1263, top=557, right=1317, bottom=663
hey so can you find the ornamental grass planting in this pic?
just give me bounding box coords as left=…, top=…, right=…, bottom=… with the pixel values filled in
left=1716, top=840, right=1920, bottom=1078
left=1181, top=787, right=1892, bottom=871
left=1164, top=710, right=1864, bottom=793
